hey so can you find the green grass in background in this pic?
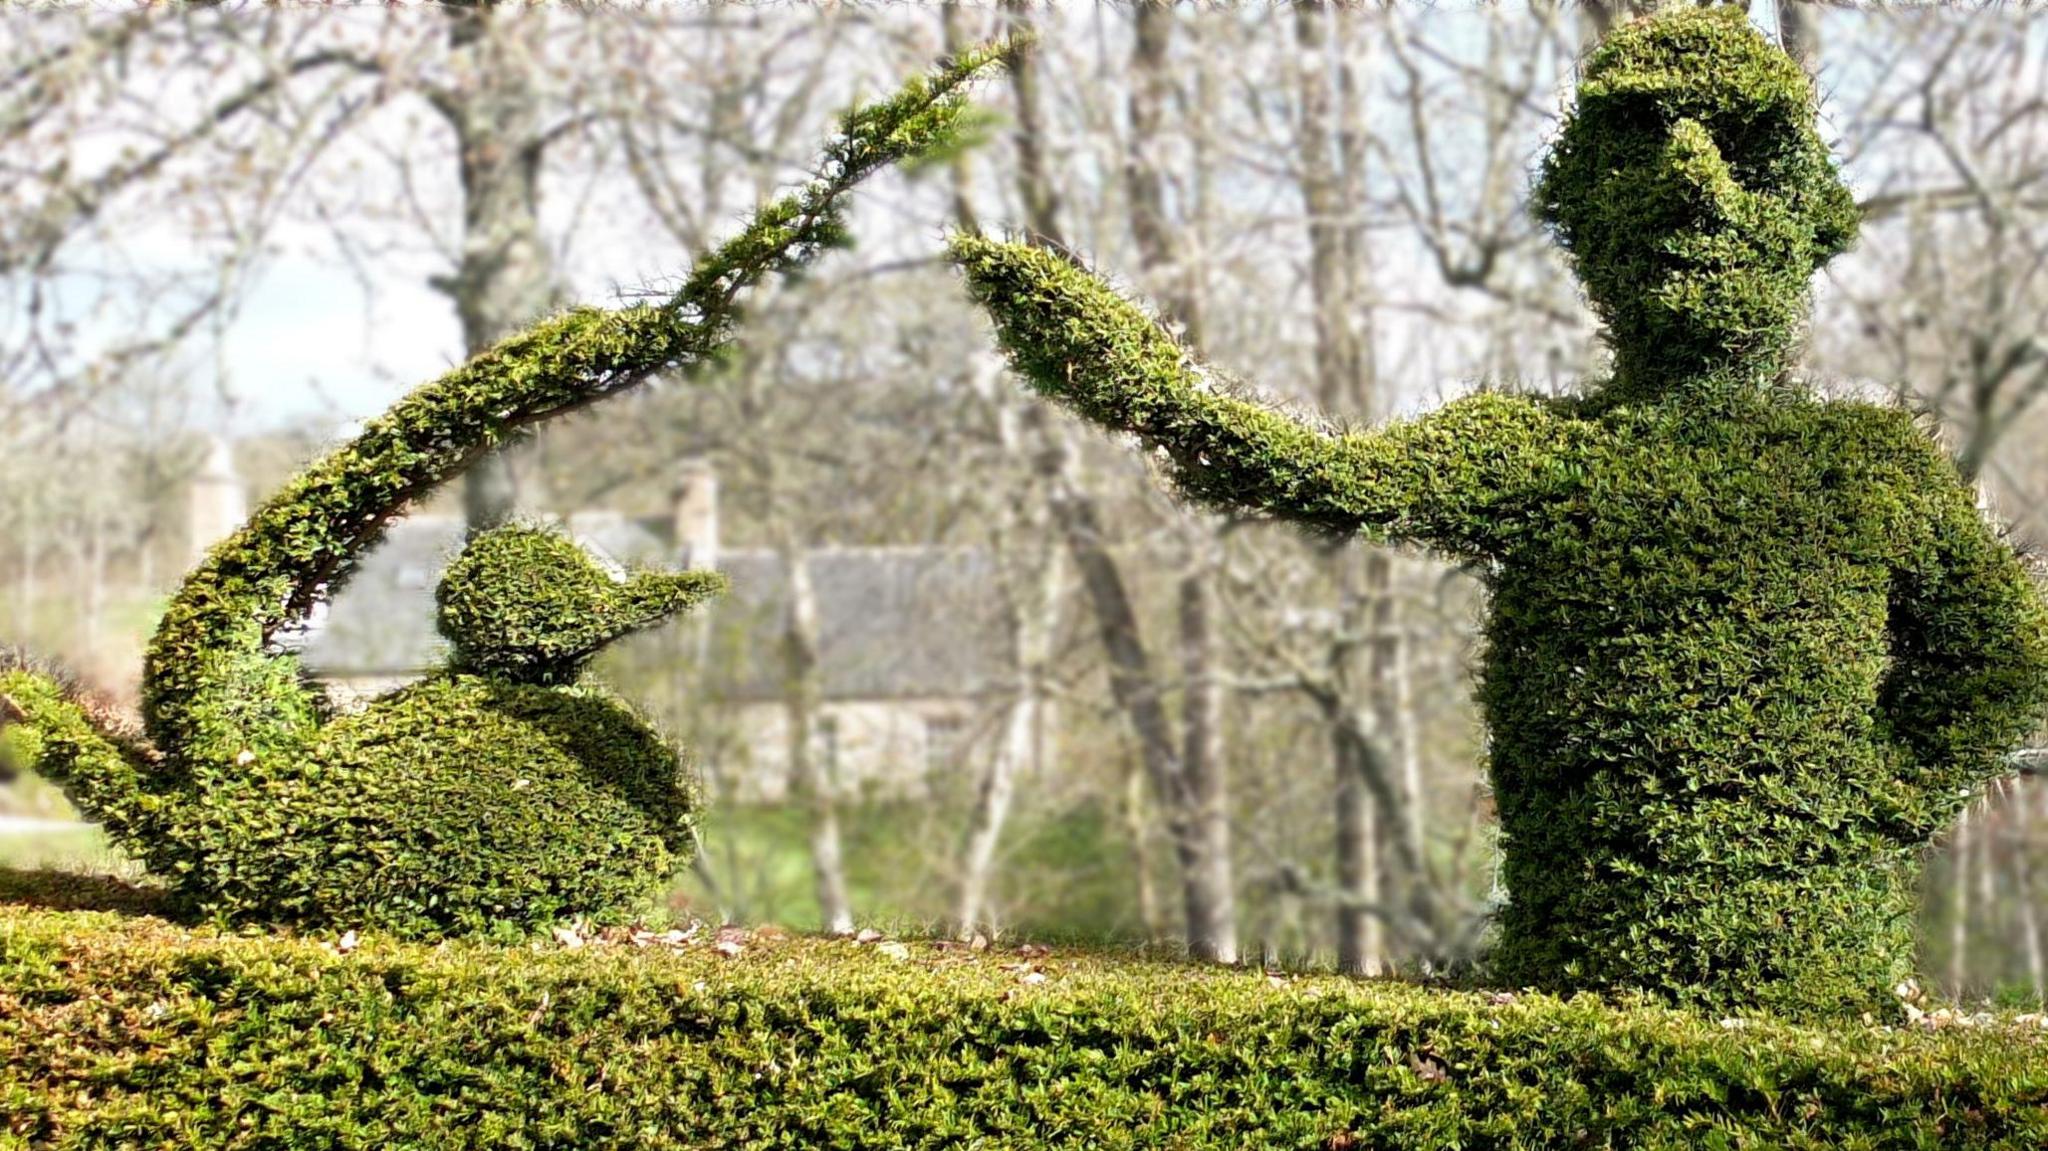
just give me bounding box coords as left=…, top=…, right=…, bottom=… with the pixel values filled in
left=679, top=799, right=1151, bottom=942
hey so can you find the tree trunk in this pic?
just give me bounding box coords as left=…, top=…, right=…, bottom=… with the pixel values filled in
left=1178, top=551, right=1237, bottom=962
left=1125, top=756, right=1163, bottom=938
left=1296, top=0, right=1417, bottom=974
left=1127, top=0, right=1237, bottom=965
left=2019, top=783, right=2047, bottom=1003
left=1334, top=732, right=1384, bottom=976
left=440, top=2, right=555, bottom=534
left=1001, top=0, right=1061, bottom=244
left=946, top=0, right=1037, bottom=940
left=954, top=693, right=1025, bottom=935
left=1950, top=806, right=1973, bottom=999
left=1001, top=0, right=1236, bottom=961
left=780, top=541, right=854, bottom=935
left=1367, top=554, right=1426, bottom=895
left=953, top=476, right=1061, bottom=937
left=1332, top=549, right=1386, bottom=976
left=1776, top=1, right=1820, bottom=76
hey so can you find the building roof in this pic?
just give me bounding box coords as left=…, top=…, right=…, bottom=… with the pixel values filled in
left=294, top=515, right=1014, bottom=703
left=711, top=548, right=1012, bottom=702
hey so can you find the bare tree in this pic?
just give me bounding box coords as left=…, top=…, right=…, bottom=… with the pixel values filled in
left=432, top=4, right=559, bottom=531
left=993, top=1, right=1241, bottom=962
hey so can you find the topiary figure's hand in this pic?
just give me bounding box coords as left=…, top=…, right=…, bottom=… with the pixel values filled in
left=437, top=524, right=726, bottom=686
left=1877, top=449, right=2048, bottom=841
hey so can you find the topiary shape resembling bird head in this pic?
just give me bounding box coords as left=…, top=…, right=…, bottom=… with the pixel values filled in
left=435, top=524, right=726, bottom=686
left=1535, top=7, right=1860, bottom=395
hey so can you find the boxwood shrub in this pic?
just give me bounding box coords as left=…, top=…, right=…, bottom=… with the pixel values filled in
left=3, top=879, right=2046, bottom=1150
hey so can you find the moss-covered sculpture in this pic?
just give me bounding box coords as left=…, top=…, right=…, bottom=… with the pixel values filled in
left=950, top=9, right=2048, bottom=1017
left=0, top=44, right=1010, bottom=937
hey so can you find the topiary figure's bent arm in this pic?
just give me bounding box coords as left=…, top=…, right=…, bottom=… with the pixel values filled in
left=1879, top=460, right=2048, bottom=836
left=949, top=234, right=1577, bottom=555
left=139, top=44, right=1016, bottom=781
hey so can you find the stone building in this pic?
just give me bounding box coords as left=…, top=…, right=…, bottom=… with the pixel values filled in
left=194, top=455, right=1040, bottom=803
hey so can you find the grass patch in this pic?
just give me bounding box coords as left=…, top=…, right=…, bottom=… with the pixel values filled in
left=0, top=822, right=125, bottom=875
left=681, top=799, right=1152, bottom=941
left=4, top=868, right=2046, bottom=1149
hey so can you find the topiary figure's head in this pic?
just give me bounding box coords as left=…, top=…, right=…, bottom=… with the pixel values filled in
left=1536, top=7, right=1859, bottom=392
left=436, top=524, right=726, bottom=686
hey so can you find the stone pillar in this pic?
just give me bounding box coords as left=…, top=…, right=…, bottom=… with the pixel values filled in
left=671, top=457, right=719, bottom=570
left=188, top=436, right=246, bottom=566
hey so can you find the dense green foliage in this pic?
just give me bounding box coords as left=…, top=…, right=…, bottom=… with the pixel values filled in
left=0, top=44, right=1013, bottom=936
left=147, top=675, right=701, bottom=937
left=1533, top=9, right=1859, bottom=396
left=438, top=524, right=727, bottom=685
left=952, top=9, right=2048, bottom=1018
left=4, top=887, right=2047, bottom=1150
left=0, top=656, right=158, bottom=850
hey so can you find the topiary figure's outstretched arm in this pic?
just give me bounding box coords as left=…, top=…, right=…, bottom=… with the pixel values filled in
left=949, top=235, right=1580, bottom=556
left=1880, top=461, right=2048, bottom=838
left=136, top=45, right=1015, bottom=786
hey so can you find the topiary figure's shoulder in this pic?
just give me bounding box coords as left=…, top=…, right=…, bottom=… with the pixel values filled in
left=1798, top=400, right=1977, bottom=508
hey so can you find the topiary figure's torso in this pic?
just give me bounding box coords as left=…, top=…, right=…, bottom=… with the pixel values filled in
left=950, top=10, right=2048, bottom=1017
left=1467, top=390, right=2040, bottom=1014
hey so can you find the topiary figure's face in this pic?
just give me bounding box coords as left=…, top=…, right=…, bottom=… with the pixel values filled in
left=436, top=524, right=725, bottom=686
left=1536, top=8, right=1859, bottom=391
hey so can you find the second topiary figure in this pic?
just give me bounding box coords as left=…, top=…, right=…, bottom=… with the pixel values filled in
left=951, top=9, right=2048, bottom=1016
left=0, top=44, right=1014, bottom=937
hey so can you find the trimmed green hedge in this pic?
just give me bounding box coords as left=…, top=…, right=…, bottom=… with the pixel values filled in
left=4, top=878, right=2046, bottom=1150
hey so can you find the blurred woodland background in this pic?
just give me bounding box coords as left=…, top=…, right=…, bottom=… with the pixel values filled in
left=6, top=0, right=2048, bottom=1003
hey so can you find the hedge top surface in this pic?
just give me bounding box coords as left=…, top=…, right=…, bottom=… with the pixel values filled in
left=5, top=884, right=2048, bottom=1151
left=949, top=7, right=2048, bottom=1020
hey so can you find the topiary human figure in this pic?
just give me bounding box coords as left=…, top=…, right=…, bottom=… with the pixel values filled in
left=0, top=45, right=1011, bottom=937
left=949, top=9, right=2048, bottom=1017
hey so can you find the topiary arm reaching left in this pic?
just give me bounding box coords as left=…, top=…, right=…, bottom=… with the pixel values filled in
left=948, top=235, right=1578, bottom=556
left=136, top=44, right=1016, bottom=786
